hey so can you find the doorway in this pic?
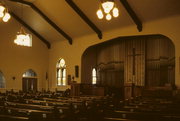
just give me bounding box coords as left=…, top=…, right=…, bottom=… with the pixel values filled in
left=22, top=69, right=37, bottom=92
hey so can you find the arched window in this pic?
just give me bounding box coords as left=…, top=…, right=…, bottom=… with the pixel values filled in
left=57, top=58, right=66, bottom=86
left=92, top=68, right=97, bottom=84
left=0, top=71, right=6, bottom=88
left=23, top=69, right=37, bottom=77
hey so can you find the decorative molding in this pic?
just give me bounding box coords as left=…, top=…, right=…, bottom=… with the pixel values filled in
left=146, top=56, right=170, bottom=62
left=97, top=61, right=124, bottom=66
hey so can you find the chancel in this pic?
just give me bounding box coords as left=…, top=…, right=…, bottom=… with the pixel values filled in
left=0, top=0, right=180, bottom=121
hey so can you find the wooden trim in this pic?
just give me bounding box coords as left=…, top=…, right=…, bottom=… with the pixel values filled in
left=97, top=61, right=124, bottom=66
left=8, top=0, right=73, bottom=45
left=10, top=12, right=51, bottom=49
left=119, top=0, right=142, bottom=32
left=22, top=77, right=37, bottom=79
left=179, top=57, right=180, bottom=75
left=65, top=0, right=102, bottom=39
left=146, top=57, right=169, bottom=61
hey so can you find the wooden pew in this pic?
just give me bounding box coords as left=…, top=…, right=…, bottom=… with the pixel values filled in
left=0, top=105, right=53, bottom=119
left=0, top=114, right=28, bottom=121
left=5, top=101, right=54, bottom=111
left=104, top=96, right=180, bottom=121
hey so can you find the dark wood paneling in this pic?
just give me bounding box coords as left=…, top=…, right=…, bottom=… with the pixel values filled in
left=82, top=35, right=175, bottom=98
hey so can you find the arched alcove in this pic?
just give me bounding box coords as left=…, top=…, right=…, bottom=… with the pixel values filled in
left=81, top=34, right=175, bottom=96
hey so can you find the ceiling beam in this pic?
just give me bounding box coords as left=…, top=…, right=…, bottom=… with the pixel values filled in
left=119, top=0, right=142, bottom=32
left=10, top=12, right=51, bottom=49
left=8, top=0, right=73, bottom=45
left=65, top=0, right=102, bottom=39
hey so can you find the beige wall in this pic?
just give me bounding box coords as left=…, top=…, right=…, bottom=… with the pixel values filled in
left=1, top=15, right=180, bottom=92
left=49, top=14, right=180, bottom=90
left=0, top=18, right=49, bottom=92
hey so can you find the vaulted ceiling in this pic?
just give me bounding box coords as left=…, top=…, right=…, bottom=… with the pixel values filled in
left=2, top=0, right=180, bottom=48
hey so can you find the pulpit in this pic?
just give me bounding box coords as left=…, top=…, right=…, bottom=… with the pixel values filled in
left=124, top=83, right=133, bottom=99
left=70, top=83, right=80, bottom=96
left=124, top=83, right=143, bottom=99
left=79, top=84, right=105, bottom=96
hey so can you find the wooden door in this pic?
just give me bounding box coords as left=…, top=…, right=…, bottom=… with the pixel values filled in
left=22, top=78, right=37, bottom=92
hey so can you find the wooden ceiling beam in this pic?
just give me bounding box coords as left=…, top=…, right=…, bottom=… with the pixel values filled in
left=10, top=12, right=51, bottom=49
left=119, top=0, right=142, bottom=32
left=65, top=0, right=102, bottom=39
left=8, top=0, right=73, bottom=45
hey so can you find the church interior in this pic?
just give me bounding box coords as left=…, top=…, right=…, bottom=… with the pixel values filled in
left=0, top=0, right=180, bottom=121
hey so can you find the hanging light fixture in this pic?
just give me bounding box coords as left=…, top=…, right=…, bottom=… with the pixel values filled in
left=97, top=0, right=119, bottom=21
left=0, top=3, right=11, bottom=22
left=14, top=4, right=32, bottom=47
left=14, top=27, right=32, bottom=47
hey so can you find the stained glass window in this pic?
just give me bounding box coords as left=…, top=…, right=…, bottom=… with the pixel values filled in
left=57, top=59, right=66, bottom=86
left=92, top=68, right=97, bottom=84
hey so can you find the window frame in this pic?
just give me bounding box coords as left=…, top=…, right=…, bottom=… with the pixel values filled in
left=92, top=68, right=97, bottom=84
left=0, top=71, right=6, bottom=88
left=56, top=59, right=66, bottom=86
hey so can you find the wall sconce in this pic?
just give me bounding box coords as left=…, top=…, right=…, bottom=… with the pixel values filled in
left=12, top=76, right=16, bottom=80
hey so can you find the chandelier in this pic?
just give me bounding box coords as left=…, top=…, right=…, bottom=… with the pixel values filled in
left=96, top=0, right=119, bottom=21
left=14, top=4, right=32, bottom=47
left=14, top=27, right=32, bottom=47
left=0, top=3, right=11, bottom=22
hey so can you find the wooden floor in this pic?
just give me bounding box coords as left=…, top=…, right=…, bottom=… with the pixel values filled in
left=0, top=91, right=180, bottom=121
